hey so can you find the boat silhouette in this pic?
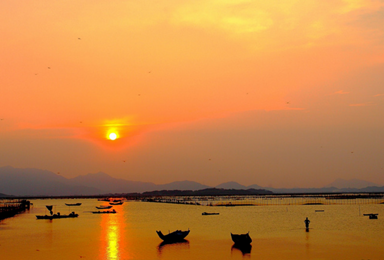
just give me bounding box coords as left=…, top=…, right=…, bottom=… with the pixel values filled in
left=231, top=232, right=252, bottom=245
left=156, top=229, right=190, bottom=242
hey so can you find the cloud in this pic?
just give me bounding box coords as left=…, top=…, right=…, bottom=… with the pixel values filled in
left=374, top=94, right=384, bottom=97
left=334, top=90, right=350, bottom=94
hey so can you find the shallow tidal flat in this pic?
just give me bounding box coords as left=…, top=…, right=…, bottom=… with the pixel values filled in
left=1, top=199, right=383, bottom=259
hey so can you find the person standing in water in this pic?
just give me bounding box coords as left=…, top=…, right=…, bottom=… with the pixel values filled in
left=304, top=217, right=310, bottom=231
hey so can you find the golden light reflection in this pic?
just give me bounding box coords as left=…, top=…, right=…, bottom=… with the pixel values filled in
left=100, top=205, right=128, bottom=260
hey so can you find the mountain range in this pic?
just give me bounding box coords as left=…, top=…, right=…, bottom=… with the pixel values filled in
left=0, top=166, right=383, bottom=196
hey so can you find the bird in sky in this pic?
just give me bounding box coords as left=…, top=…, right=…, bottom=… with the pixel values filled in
left=286, top=102, right=290, bottom=104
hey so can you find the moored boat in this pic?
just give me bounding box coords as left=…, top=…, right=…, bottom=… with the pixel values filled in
left=65, top=203, right=82, bottom=206
left=364, top=213, right=378, bottom=219
left=92, top=209, right=117, bottom=214
left=231, top=232, right=252, bottom=245
left=109, top=202, right=123, bottom=205
left=96, top=205, right=113, bottom=209
left=156, top=230, right=190, bottom=242
left=202, top=212, right=219, bottom=215
left=36, top=212, right=78, bottom=220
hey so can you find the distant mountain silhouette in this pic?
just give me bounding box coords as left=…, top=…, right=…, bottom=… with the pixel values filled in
left=142, top=188, right=273, bottom=196
left=70, top=171, right=158, bottom=193
left=0, top=192, right=10, bottom=197
left=157, top=180, right=210, bottom=191
left=1, top=166, right=383, bottom=196
left=0, top=166, right=102, bottom=196
left=247, top=184, right=263, bottom=189
left=216, top=181, right=247, bottom=189
left=324, top=178, right=378, bottom=189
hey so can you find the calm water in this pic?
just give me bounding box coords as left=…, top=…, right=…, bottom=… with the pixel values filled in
left=1, top=199, right=383, bottom=260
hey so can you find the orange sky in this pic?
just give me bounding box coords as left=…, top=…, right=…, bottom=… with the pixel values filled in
left=1, top=0, right=384, bottom=188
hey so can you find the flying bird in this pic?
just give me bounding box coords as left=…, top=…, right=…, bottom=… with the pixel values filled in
left=286, top=102, right=290, bottom=104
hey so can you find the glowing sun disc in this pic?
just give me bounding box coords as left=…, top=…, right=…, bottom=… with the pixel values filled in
left=109, top=133, right=117, bottom=140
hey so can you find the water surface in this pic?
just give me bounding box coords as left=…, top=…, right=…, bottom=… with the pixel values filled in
left=1, top=199, right=383, bottom=259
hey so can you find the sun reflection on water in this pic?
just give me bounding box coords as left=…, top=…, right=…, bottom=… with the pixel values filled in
left=100, top=205, right=127, bottom=260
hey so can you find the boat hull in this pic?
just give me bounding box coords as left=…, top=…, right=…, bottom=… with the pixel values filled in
left=156, top=230, right=190, bottom=242
left=202, top=212, right=219, bottom=215
left=92, top=210, right=117, bottom=214
left=96, top=206, right=113, bottom=209
left=36, top=213, right=78, bottom=220
left=231, top=233, right=252, bottom=245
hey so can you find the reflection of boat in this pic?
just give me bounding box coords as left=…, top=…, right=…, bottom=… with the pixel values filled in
left=232, top=243, right=252, bottom=255
left=109, top=202, right=123, bottom=205
left=36, top=206, right=78, bottom=220
left=364, top=213, right=378, bottom=219
left=157, top=240, right=189, bottom=256
left=231, top=232, right=252, bottom=245
left=92, top=209, right=117, bottom=214
left=202, top=212, right=219, bottom=215
left=156, top=230, right=190, bottom=242
left=65, top=203, right=82, bottom=206
left=96, top=205, right=113, bottom=209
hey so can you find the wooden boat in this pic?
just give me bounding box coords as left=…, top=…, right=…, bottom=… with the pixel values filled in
left=92, top=209, right=117, bottom=214
left=109, top=201, right=123, bottom=205
left=65, top=203, right=82, bottom=206
left=202, top=212, right=219, bottom=215
left=364, top=213, right=378, bottom=219
left=96, top=205, right=113, bottom=209
left=36, top=212, right=78, bottom=220
left=231, top=232, right=252, bottom=245
left=156, top=230, right=190, bottom=242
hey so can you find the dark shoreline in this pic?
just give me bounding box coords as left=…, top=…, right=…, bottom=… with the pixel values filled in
left=0, top=200, right=31, bottom=221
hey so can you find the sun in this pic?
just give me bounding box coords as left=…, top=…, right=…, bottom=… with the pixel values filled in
left=109, top=132, right=117, bottom=140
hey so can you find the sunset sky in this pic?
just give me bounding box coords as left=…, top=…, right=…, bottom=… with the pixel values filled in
left=1, top=0, right=384, bottom=188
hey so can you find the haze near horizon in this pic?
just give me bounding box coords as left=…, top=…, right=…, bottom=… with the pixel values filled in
left=1, top=0, right=384, bottom=188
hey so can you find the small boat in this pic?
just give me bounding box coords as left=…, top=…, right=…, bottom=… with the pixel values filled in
left=231, top=232, right=252, bottom=245
left=156, top=230, right=190, bottom=242
left=65, top=203, right=82, bottom=206
left=315, top=210, right=324, bottom=212
left=202, top=212, right=219, bottom=215
left=96, top=205, right=113, bottom=209
left=109, top=202, right=123, bottom=205
left=92, top=209, right=117, bottom=214
left=36, top=212, right=78, bottom=220
left=364, top=213, right=378, bottom=219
